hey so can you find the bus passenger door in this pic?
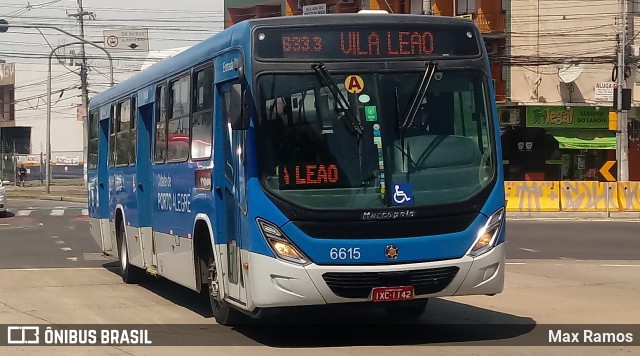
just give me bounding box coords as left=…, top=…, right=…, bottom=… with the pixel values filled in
left=214, top=81, right=246, bottom=305
left=136, top=90, right=156, bottom=268
left=97, top=110, right=113, bottom=253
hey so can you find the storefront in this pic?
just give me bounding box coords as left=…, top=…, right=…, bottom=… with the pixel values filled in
left=501, top=106, right=616, bottom=181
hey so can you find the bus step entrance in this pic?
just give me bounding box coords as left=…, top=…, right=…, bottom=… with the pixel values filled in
left=146, top=266, right=158, bottom=277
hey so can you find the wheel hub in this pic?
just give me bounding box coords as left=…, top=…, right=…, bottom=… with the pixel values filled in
left=120, top=239, right=127, bottom=270
left=207, top=262, right=222, bottom=306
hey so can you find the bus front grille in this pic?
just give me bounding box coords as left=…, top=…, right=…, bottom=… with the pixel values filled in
left=322, top=266, right=460, bottom=299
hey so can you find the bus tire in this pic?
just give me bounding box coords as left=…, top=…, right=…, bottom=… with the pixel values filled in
left=384, top=299, right=429, bottom=320
left=205, top=254, right=242, bottom=325
left=117, top=219, right=144, bottom=284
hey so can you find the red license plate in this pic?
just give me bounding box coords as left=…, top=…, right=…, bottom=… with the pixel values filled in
left=371, top=286, right=414, bottom=302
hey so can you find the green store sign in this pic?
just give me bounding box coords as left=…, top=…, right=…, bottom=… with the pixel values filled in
left=526, top=106, right=609, bottom=128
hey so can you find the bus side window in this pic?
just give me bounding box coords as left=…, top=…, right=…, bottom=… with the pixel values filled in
left=191, top=67, right=214, bottom=160
left=88, top=111, right=99, bottom=169
left=130, top=95, right=137, bottom=165
left=167, top=75, right=190, bottom=162
left=221, top=84, right=241, bottom=181
left=154, top=85, right=167, bottom=163
left=116, top=98, right=131, bottom=166
left=108, top=105, right=116, bottom=167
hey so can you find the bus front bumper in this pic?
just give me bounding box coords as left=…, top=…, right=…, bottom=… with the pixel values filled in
left=244, top=243, right=505, bottom=310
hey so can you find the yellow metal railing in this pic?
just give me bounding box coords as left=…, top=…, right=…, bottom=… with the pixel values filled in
left=505, top=181, right=640, bottom=212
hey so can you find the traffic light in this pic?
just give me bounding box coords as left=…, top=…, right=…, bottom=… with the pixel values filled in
left=613, top=88, right=632, bottom=111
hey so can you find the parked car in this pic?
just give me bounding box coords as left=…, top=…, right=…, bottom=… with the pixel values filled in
left=0, top=180, right=8, bottom=217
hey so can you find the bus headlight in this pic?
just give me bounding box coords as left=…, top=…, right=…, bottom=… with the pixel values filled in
left=257, top=218, right=310, bottom=265
left=468, top=208, right=504, bottom=257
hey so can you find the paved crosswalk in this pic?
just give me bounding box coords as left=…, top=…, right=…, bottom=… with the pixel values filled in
left=12, top=207, right=88, bottom=217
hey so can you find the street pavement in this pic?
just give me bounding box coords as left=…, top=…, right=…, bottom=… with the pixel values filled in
left=0, top=198, right=114, bottom=268
left=0, top=198, right=638, bottom=355
left=506, top=220, right=640, bottom=260
left=1, top=198, right=638, bottom=268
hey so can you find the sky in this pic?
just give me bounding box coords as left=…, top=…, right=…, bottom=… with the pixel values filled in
left=0, top=0, right=224, bottom=154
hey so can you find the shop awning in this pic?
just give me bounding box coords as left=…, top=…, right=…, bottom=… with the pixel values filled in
left=547, top=129, right=616, bottom=150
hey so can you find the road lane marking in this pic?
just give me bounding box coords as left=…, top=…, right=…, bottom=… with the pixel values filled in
left=600, top=264, right=640, bottom=267
left=0, top=224, right=9, bottom=226
left=83, top=253, right=113, bottom=261
left=51, top=235, right=58, bottom=238
left=60, top=247, right=72, bottom=251
left=0, top=267, right=106, bottom=271
left=54, top=241, right=65, bottom=244
left=16, top=210, right=33, bottom=216
left=506, top=262, right=527, bottom=265
left=66, top=257, right=78, bottom=262
left=50, top=209, right=65, bottom=216
left=81, top=209, right=88, bottom=216
left=519, top=248, right=540, bottom=253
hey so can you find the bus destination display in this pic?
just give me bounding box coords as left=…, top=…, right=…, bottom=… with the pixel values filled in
left=255, top=26, right=480, bottom=60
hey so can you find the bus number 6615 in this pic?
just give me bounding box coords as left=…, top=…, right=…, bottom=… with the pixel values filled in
left=329, top=247, right=361, bottom=260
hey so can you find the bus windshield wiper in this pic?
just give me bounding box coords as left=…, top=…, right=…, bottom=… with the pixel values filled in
left=400, top=62, right=437, bottom=130
left=312, top=63, right=363, bottom=136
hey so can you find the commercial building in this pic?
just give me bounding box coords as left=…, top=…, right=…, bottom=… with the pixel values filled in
left=502, top=0, right=640, bottom=181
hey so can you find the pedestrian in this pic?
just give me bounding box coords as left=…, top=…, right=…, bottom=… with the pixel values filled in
left=18, top=165, right=27, bottom=187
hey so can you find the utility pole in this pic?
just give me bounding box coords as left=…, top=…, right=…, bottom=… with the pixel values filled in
left=68, top=0, right=94, bottom=183
left=617, top=0, right=629, bottom=181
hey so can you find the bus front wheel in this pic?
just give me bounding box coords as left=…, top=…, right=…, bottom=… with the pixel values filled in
left=205, top=255, right=242, bottom=325
left=384, top=299, right=429, bottom=320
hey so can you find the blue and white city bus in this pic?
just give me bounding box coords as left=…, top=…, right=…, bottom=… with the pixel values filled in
left=87, top=13, right=505, bottom=325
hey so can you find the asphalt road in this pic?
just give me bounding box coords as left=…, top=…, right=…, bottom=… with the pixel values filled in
left=505, top=220, right=640, bottom=260
left=0, top=199, right=638, bottom=354
left=0, top=198, right=114, bottom=268
left=0, top=198, right=638, bottom=268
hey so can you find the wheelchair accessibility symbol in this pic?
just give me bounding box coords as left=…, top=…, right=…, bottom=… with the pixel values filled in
left=392, top=183, right=414, bottom=206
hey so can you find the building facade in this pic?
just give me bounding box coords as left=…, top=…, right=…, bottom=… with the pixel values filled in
left=0, top=62, right=15, bottom=129
left=503, top=0, right=640, bottom=181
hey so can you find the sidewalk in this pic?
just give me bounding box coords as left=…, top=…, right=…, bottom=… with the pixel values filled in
left=4, top=179, right=87, bottom=203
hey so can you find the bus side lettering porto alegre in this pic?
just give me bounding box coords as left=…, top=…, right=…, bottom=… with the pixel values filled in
left=155, top=173, right=192, bottom=213
left=157, top=192, right=192, bottom=213
left=283, top=164, right=339, bottom=186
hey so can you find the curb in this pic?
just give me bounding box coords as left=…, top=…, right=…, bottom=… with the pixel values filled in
left=6, top=192, right=87, bottom=203
left=507, top=212, right=640, bottom=220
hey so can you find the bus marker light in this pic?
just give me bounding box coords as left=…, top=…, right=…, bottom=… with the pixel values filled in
left=134, top=234, right=139, bottom=240
left=243, top=262, right=249, bottom=270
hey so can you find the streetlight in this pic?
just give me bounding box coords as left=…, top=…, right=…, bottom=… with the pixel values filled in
left=47, top=42, right=114, bottom=193
left=0, top=19, right=114, bottom=193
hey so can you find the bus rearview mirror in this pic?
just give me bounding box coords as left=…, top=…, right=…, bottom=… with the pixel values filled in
left=230, top=87, right=251, bottom=131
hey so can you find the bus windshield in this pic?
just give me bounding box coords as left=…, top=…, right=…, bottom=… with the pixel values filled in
left=256, top=70, right=495, bottom=210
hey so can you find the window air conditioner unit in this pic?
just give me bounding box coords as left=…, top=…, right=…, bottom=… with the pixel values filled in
left=485, top=42, right=499, bottom=55
left=297, top=0, right=308, bottom=8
